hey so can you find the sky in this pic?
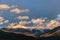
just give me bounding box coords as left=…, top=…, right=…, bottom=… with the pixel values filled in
left=0, top=0, right=60, bottom=30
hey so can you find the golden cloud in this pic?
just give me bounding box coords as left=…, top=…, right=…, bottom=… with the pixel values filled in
left=0, top=17, right=9, bottom=25
left=0, top=22, right=3, bottom=25
left=46, top=20, right=60, bottom=29
left=19, top=21, right=31, bottom=25
left=31, top=18, right=45, bottom=24
left=0, top=4, right=30, bottom=14
left=6, top=23, right=29, bottom=29
left=10, top=8, right=21, bottom=13
left=0, top=17, right=4, bottom=21
left=0, top=4, right=10, bottom=9
left=5, top=14, right=60, bottom=31
left=10, top=8, right=30, bottom=14
left=17, top=16, right=29, bottom=20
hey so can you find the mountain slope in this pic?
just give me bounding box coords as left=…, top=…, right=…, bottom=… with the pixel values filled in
left=40, top=26, right=60, bottom=37
left=0, top=30, right=60, bottom=40
left=0, top=30, right=36, bottom=40
left=0, top=26, right=60, bottom=40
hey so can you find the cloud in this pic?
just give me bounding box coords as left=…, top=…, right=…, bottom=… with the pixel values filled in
left=10, top=8, right=21, bottom=13
left=0, top=22, right=3, bottom=25
left=0, top=4, right=18, bottom=14
left=5, top=18, right=46, bottom=30
left=0, top=4, right=10, bottom=9
left=5, top=20, right=45, bottom=31
left=22, top=9, right=30, bottom=12
left=31, top=16, right=60, bottom=30
left=0, top=4, right=30, bottom=14
left=5, top=20, right=31, bottom=29
left=19, top=21, right=31, bottom=25
left=0, top=17, right=9, bottom=25
left=17, top=16, right=29, bottom=20
left=10, top=8, right=30, bottom=14
left=6, top=22, right=28, bottom=29
left=46, top=20, right=60, bottom=29
left=5, top=14, right=60, bottom=32
left=56, top=14, right=60, bottom=20
left=31, top=18, right=45, bottom=24
left=5, top=19, right=60, bottom=33
left=0, top=17, right=4, bottom=25
left=0, top=17, right=4, bottom=21
left=0, top=4, right=18, bottom=10
left=11, top=5, right=18, bottom=8
left=4, top=20, right=9, bottom=23
left=31, top=18, right=60, bottom=30
left=45, top=14, right=60, bottom=29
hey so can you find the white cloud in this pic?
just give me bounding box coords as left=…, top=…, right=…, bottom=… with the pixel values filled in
left=5, top=18, right=46, bottom=30
left=4, top=20, right=9, bottom=23
left=0, top=4, right=10, bottom=9
left=10, top=8, right=30, bottom=14
left=6, top=23, right=28, bottom=29
left=10, top=23, right=15, bottom=25
left=31, top=17, right=60, bottom=30
left=21, top=9, right=30, bottom=12
left=0, top=17, right=9, bottom=25
left=31, top=18, right=45, bottom=24
left=10, top=8, right=21, bottom=13
left=0, top=4, right=18, bottom=10
left=19, top=21, right=31, bottom=25
left=5, top=20, right=31, bottom=29
left=17, top=16, right=29, bottom=20
left=0, top=4, right=18, bottom=14
left=56, top=14, right=60, bottom=20
left=46, top=20, right=60, bottom=29
left=11, top=5, right=18, bottom=8
left=5, top=13, right=60, bottom=32
left=0, top=17, right=4, bottom=21
left=0, top=4, right=30, bottom=14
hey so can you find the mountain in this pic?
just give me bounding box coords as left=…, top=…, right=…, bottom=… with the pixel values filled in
left=1, top=28, right=43, bottom=37
left=40, top=26, right=60, bottom=37
left=0, top=26, right=60, bottom=40
left=0, top=30, right=36, bottom=40
left=0, top=29, right=60, bottom=40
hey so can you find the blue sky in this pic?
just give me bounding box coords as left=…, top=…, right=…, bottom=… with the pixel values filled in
left=0, top=0, right=60, bottom=29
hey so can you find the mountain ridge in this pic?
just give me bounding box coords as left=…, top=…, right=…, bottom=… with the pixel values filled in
left=1, top=26, right=60, bottom=38
left=0, top=29, right=60, bottom=40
